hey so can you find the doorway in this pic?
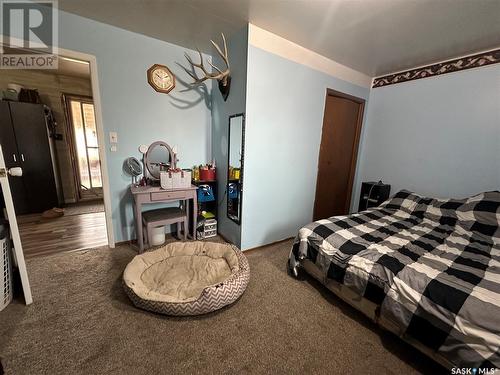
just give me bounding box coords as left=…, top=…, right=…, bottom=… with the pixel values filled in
left=64, top=95, right=103, bottom=201
left=0, top=47, right=114, bottom=258
left=313, top=89, right=365, bottom=221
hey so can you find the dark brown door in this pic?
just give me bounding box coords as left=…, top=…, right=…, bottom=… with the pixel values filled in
left=313, top=91, right=364, bottom=221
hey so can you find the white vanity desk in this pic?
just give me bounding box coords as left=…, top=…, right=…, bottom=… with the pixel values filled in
left=130, top=184, right=198, bottom=252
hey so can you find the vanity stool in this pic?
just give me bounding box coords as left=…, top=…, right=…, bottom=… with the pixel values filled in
left=142, top=207, right=188, bottom=249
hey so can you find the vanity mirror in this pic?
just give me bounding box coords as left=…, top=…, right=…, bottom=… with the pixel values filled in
left=144, top=141, right=175, bottom=180
left=227, top=114, right=245, bottom=224
left=124, top=157, right=142, bottom=184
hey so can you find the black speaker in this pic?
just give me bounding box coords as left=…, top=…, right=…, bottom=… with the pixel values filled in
left=358, top=181, right=391, bottom=211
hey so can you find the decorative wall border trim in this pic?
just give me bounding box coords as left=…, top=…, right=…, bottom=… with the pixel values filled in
left=372, top=49, right=500, bottom=88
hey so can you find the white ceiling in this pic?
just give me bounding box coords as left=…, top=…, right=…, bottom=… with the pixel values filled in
left=57, top=57, right=90, bottom=78
left=1, top=45, right=91, bottom=78
left=58, top=0, right=500, bottom=76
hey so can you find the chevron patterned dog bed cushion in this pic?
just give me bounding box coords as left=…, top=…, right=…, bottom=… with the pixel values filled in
left=123, top=241, right=250, bottom=316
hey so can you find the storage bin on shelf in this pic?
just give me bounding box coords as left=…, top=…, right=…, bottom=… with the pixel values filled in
left=199, top=168, right=216, bottom=181
left=197, top=219, right=217, bottom=240
left=197, top=184, right=215, bottom=202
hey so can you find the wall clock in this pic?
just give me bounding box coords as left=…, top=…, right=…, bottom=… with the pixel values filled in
left=147, top=64, right=176, bottom=94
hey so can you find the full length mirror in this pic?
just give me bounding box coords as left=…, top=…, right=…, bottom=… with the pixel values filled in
left=227, top=114, right=244, bottom=224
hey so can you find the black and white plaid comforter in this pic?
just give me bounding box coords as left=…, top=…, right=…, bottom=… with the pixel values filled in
left=289, top=190, right=500, bottom=369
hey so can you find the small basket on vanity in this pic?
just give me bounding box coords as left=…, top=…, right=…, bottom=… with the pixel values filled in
left=160, top=169, right=192, bottom=190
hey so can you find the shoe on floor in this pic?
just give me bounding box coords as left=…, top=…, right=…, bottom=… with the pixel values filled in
left=41, top=207, right=64, bottom=219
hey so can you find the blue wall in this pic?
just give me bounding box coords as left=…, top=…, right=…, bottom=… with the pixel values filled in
left=241, top=45, right=370, bottom=250
left=57, top=10, right=212, bottom=242
left=56, top=12, right=498, bottom=250
left=211, top=26, right=248, bottom=247
left=357, top=64, right=500, bottom=202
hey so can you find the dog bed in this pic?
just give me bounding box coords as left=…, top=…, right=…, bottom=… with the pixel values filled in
left=123, top=241, right=250, bottom=316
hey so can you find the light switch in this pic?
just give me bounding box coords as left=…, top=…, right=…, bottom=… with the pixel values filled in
left=110, top=145, right=117, bottom=152
left=109, top=131, right=118, bottom=143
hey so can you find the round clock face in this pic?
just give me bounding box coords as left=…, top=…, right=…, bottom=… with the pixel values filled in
left=153, top=68, right=172, bottom=89
left=147, top=64, right=175, bottom=94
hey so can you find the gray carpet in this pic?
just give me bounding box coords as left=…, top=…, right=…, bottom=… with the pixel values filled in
left=0, top=239, right=444, bottom=375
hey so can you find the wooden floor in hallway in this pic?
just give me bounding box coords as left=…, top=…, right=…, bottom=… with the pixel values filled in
left=18, top=211, right=108, bottom=258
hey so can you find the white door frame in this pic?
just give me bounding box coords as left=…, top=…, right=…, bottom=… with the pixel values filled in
left=0, top=37, right=115, bottom=248
left=57, top=47, right=115, bottom=248
left=0, top=146, right=32, bottom=304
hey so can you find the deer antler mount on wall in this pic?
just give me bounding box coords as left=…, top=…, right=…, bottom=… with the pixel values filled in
left=181, top=33, right=231, bottom=101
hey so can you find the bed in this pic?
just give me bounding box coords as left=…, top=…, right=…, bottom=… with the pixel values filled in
left=288, top=190, right=500, bottom=369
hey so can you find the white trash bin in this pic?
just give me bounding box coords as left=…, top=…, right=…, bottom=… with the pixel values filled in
left=151, top=226, right=166, bottom=246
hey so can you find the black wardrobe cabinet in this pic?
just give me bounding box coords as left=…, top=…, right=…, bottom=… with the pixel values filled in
left=0, top=101, right=61, bottom=215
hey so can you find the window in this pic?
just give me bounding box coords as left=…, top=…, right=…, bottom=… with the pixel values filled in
left=68, top=99, right=102, bottom=192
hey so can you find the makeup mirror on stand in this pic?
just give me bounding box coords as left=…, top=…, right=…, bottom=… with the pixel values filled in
left=124, top=157, right=142, bottom=184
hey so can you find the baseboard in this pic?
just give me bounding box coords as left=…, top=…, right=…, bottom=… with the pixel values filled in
left=217, top=232, right=231, bottom=244
left=78, top=197, right=104, bottom=202
left=114, top=239, right=136, bottom=247
left=113, top=234, right=293, bottom=255
left=242, top=237, right=294, bottom=254
left=113, top=231, right=183, bottom=250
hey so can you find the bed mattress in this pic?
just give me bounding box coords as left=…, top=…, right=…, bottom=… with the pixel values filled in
left=289, top=190, right=500, bottom=369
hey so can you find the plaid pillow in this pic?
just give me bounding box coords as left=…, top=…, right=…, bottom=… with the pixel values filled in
left=383, top=190, right=500, bottom=238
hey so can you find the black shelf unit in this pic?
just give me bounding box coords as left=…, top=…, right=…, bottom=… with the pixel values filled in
left=192, top=179, right=218, bottom=222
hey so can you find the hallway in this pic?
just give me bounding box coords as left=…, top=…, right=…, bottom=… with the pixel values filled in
left=17, top=202, right=107, bottom=258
